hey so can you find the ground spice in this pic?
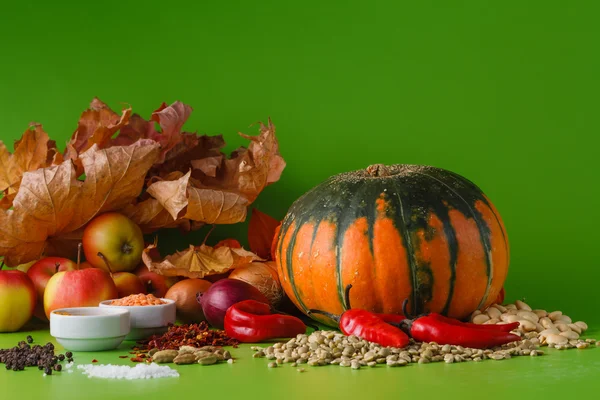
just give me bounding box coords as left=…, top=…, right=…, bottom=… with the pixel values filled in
left=136, top=322, right=239, bottom=351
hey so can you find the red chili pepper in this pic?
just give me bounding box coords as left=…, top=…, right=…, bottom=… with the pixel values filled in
left=393, top=301, right=521, bottom=349
left=427, top=313, right=520, bottom=333
left=308, top=285, right=410, bottom=349
left=376, top=313, right=405, bottom=324
left=224, top=300, right=307, bottom=342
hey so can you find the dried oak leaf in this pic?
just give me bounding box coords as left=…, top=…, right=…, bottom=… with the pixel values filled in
left=247, top=208, right=281, bottom=259
left=142, top=242, right=263, bottom=278
left=0, top=139, right=160, bottom=266
left=64, top=98, right=132, bottom=161
left=0, top=124, right=60, bottom=192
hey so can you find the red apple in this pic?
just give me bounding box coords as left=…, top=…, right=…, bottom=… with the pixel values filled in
left=27, top=257, right=77, bottom=321
left=112, top=272, right=146, bottom=298
left=134, top=264, right=178, bottom=298
left=44, top=268, right=118, bottom=319
left=0, top=268, right=37, bottom=332
left=83, top=212, right=144, bottom=272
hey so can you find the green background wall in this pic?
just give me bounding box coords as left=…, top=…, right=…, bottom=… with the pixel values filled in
left=1, top=1, right=598, bottom=320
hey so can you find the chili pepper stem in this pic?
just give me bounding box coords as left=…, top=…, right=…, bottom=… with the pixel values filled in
left=271, top=307, right=319, bottom=331
left=307, top=309, right=340, bottom=324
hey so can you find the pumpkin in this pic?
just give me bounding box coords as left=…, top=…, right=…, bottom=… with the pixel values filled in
left=274, top=164, right=509, bottom=327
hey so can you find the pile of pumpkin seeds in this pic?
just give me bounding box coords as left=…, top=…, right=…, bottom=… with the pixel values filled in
left=252, top=331, right=549, bottom=371
left=252, top=301, right=596, bottom=371
left=470, top=300, right=595, bottom=351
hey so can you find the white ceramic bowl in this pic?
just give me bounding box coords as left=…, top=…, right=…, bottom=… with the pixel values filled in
left=99, top=298, right=176, bottom=340
left=50, top=307, right=130, bottom=352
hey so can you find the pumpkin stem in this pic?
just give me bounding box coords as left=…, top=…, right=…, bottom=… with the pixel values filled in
left=366, top=164, right=392, bottom=177
left=344, top=284, right=353, bottom=310
left=307, top=309, right=340, bottom=324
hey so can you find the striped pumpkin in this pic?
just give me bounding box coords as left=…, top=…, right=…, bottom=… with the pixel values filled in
left=274, top=164, right=509, bottom=327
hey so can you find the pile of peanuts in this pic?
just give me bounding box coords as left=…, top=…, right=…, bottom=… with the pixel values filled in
left=470, top=300, right=594, bottom=350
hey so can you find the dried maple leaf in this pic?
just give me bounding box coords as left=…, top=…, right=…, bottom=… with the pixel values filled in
left=0, top=139, right=160, bottom=266
left=142, top=242, right=263, bottom=278
left=248, top=208, right=281, bottom=259
left=111, top=101, right=195, bottom=163
left=193, top=120, right=286, bottom=203
left=121, top=197, right=193, bottom=234
left=0, top=124, right=60, bottom=192
left=146, top=170, right=249, bottom=225
left=64, top=98, right=132, bottom=160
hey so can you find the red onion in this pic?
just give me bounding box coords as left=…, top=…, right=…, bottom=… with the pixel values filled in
left=197, top=278, right=269, bottom=329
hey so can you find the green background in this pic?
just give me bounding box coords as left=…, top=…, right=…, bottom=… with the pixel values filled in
left=1, top=0, right=599, bottom=397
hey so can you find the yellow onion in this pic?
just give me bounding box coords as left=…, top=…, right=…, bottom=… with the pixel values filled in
left=228, top=261, right=284, bottom=307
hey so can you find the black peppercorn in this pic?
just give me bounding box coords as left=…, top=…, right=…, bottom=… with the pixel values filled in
left=65, top=351, right=72, bottom=358
left=58, top=354, right=65, bottom=361
left=26, top=335, right=33, bottom=344
left=67, top=358, right=73, bottom=363
left=44, top=367, right=52, bottom=375
left=54, top=364, right=62, bottom=371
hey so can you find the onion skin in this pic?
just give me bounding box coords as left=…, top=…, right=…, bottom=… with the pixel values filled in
left=228, top=262, right=283, bottom=307
left=197, top=278, right=269, bottom=329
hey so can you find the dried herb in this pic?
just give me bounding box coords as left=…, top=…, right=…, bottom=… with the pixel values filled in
left=137, top=322, right=239, bottom=351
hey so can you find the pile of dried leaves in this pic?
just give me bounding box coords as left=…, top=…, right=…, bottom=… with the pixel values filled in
left=0, top=99, right=285, bottom=270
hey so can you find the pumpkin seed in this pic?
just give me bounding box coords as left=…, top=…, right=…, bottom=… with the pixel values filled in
left=473, top=314, right=490, bottom=324
left=517, top=310, right=539, bottom=323
left=515, top=300, right=532, bottom=311
left=351, top=361, right=361, bottom=369
left=491, top=304, right=507, bottom=313
left=483, top=318, right=500, bottom=325
left=539, top=317, right=554, bottom=329
left=574, top=321, right=588, bottom=331
left=545, top=334, right=569, bottom=345
left=555, top=324, right=570, bottom=332
left=559, top=330, right=579, bottom=340
left=267, top=362, right=277, bottom=368
left=501, top=314, right=520, bottom=323
left=532, top=309, right=548, bottom=318
left=487, top=307, right=502, bottom=320
left=568, top=324, right=582, bottom=334
left=504, top=304, right=517, bottom=310
left=554, top=315, right=572, bottom=324
left=518, top=319, right=537, bottom=332
left=548, top=311, right=563, bottom=321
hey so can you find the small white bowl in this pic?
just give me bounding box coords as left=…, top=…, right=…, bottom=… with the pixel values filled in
left=50, top=307, right=130, bottom=352
left=99, top=298, right=176, bottom=340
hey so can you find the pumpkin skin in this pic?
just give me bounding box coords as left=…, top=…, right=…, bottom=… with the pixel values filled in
left=274, top=164, right=509, bottom=327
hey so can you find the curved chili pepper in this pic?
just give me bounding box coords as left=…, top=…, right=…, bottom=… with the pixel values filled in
left=428, top=313, right=520, bottom=333
left=308, top=285, right=410, bottom=349
left=393, top=300, right=521, bottom=349
left=377, top=313, right=406, bottom=324
left=224, top=300, right=307, bottom=342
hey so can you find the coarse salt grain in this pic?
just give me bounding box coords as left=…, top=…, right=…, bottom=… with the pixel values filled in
left=77, top=362, right=179, bottom=380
